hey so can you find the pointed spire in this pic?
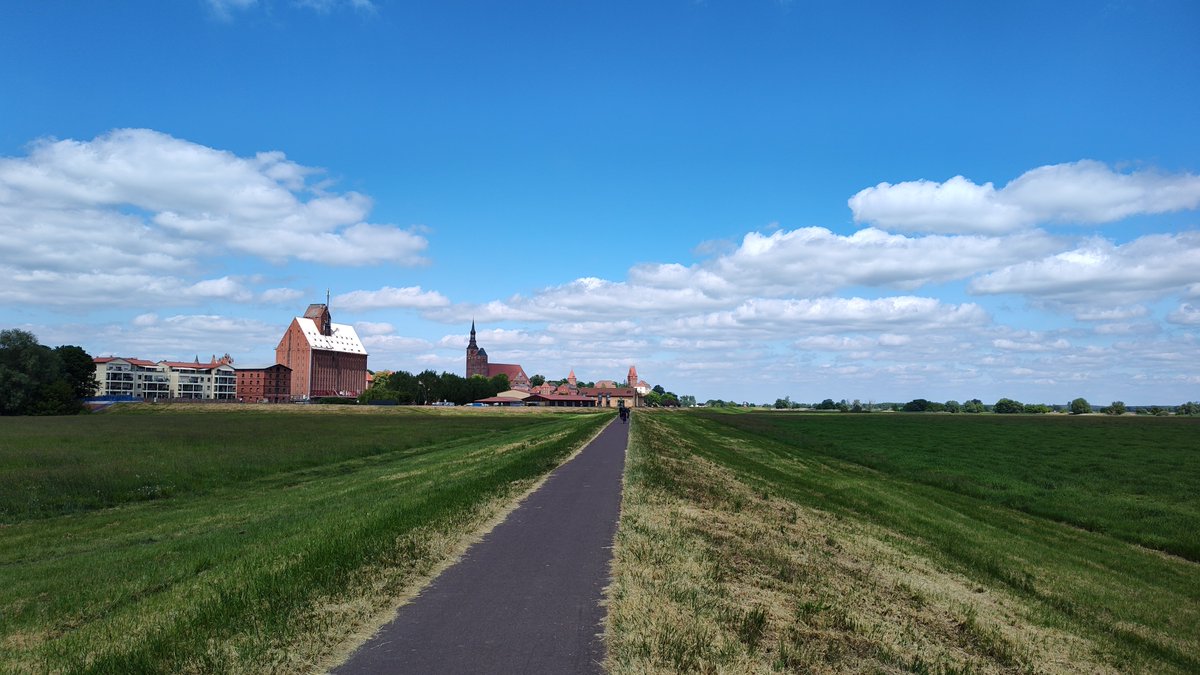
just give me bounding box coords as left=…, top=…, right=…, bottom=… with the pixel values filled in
left=468, top=320, right=478, bottom=348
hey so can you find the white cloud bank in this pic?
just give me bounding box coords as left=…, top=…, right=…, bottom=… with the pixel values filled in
left=0, top=129, right=427, bottom=308
left=849, top=160, right=1200, bottom=234
left=969, top=232, right=1200, bottom=304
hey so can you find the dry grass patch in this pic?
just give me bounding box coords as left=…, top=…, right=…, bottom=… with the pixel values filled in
left=606, top=413, right=1120, bottom=674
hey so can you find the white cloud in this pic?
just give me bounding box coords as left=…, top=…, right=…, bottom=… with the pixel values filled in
left=1073, top=305, right=1149, bottom=321
left=992, top=337, right=1071, bottom=352
left=1093, top=322, right=1160, bottom=336
left=260, top=287, right=304, bottom=304
left=334, top=286, right=450, bottom=311
left=632, top=226, right=1059, bottom=297
left=206, top=0, right=257, bottom=20
left=354, top=321, right=395, bottom=336
left=0, top=267, right=254, bottom=308
left=293, top=0, right=376, bottom=11
left=360, top=335, right=432, bottom=352
left=849, top=160, right=1200, bottom=234
left=1167, top=304, right=1200, bottom=326
left=0, top=129, right=429, bottom=308
left=677, top=296, right=989, bottom=336
left=969, top=232, right=1200, bottom=304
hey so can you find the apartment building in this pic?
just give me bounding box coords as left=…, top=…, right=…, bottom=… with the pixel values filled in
left=92, top=356, right=236, bottom=400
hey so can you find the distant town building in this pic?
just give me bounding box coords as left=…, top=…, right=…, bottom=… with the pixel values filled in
left=627, top=365, right=651, bottom=394
left=465, top=321, right=530, bottom=389
left=578, top=386, right=641, bottom=409
left=235, top=364, right=292, bottom=403
left=93, top=355, right=235, bottom=400
left=276, top=303, right=368, bottom=399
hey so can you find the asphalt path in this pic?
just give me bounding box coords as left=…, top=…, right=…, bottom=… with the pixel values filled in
left=334, top=418, right=629, bottom=675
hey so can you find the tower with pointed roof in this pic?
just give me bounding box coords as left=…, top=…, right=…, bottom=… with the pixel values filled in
left=568, top=369, right=577, bottom=388
left=627, top=365, right=638, bottom=388
left=466, top=321, right=490, bottom=378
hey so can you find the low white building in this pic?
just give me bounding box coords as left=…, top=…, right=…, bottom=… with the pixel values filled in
left=93, top=356, right=235, bottom=400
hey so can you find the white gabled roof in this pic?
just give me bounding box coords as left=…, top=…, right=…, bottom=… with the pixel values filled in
left=295, top=317, right=368, bottom=355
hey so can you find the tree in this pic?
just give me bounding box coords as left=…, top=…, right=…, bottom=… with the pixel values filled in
left=944, top=400, right=961, bottom=413
left=816, top=398, right=837, bottom=410
left=680, top=395, right=696, bottom=407
left=962, top=399, right=985, bottom=413
left=643, top=391, right=663, bottom=407
left=652, top=384, right=666, bottom=395
left=993, top=398, right=1023, bottom=414
left=1104, top=401, right=1127, bottom=415
left=902, top=398, right=930, bottom=412
left=1023, top=403, right=1051, bottom=414
left=0, top=329, right=86, bottom=416
left=55, top=345, right=98, bottom=399
left=529, top=374, right=546, bottom=387
left=1069, top=397, right=1092, bottom=415
left=774, top=396, right=791, bottom=409
left=1177, top=401, right=1200, bottom=416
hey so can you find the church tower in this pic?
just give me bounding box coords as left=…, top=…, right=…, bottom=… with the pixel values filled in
left=627, top=365, right=638, bottom=388
left=466, top=321, right=489, bottom=378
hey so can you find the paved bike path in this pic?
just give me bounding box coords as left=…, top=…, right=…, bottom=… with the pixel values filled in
left=334, top=418, right=628, bottom=675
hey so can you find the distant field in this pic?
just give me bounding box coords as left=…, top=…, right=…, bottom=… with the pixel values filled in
left=0, top=405, right=611, bottom=673
left=606, top=411, right=1200, bottom=674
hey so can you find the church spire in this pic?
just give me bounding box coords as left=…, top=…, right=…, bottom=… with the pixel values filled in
left=469, top=320, right=477, bottom=348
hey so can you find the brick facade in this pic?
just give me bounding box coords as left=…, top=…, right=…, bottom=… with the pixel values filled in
left=236, top=364, right=292, bottom=403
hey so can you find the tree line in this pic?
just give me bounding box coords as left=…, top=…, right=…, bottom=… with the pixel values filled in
left=0, top=329, right=97, bottom=416
left=772, top=395, right=1200, bottom=415
left=359, top=370, right=513, bottom=405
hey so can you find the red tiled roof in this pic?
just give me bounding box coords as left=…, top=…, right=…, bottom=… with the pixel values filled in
left=488, top=363, right=528, bottom=381
left=94, top=356, right=160, bottom=367
left=159, top=360, right=231, bottom=370
left=579, top=386, right=637, bottom=397
left=526, top=393, right=596, bottom=402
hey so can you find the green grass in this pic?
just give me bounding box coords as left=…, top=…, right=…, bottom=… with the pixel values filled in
left=0, top=405, right=612, bottom=673
left=706, top=411, right=1200, bottom=561
left=606, top=411, right=1200, bottom=674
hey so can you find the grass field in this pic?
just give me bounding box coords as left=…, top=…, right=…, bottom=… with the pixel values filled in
left=0, top=404, right=612, bottom=673
left=606, top=411, right=1200, bottom=674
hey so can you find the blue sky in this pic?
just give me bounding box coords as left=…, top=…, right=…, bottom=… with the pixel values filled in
left=2, top=0, right=1199, bottom=404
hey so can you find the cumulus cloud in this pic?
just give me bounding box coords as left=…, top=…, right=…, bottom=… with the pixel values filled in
left=354, top=321, right=396, bottom=336
left=849, top=160, right=1200, bottom=234
left=992, top=337, right=1071, bottom=352
left=439, top=225, right=1056, bottom=326
left=1167, top=303, right=1200, bottom=326
left=1073, top=305, right=1149, bottom=321
left=260, top=287, right=304, bottom=304
left=0, top=129, right=428, bottom=308
left=334, top=286, right=450, bottom=311
left=633, top=226, right=1060, bottom=297
left=968, top=232, right=1200, bottom=304
left=0, top=267, right=254, bottom=308
left=676, top=296, right=989, bottom=336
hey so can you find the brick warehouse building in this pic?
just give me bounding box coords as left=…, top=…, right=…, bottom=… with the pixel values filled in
left=276, top=303, right=368, bottom=399
left=235, top=363, right=292, bottom=403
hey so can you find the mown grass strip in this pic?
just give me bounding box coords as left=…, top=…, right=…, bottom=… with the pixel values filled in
left=0, top=407, right=612, bottom=673
left=704, top=411, right=1200, bottom=560
left=606, top=411, right=1199, bottom=674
